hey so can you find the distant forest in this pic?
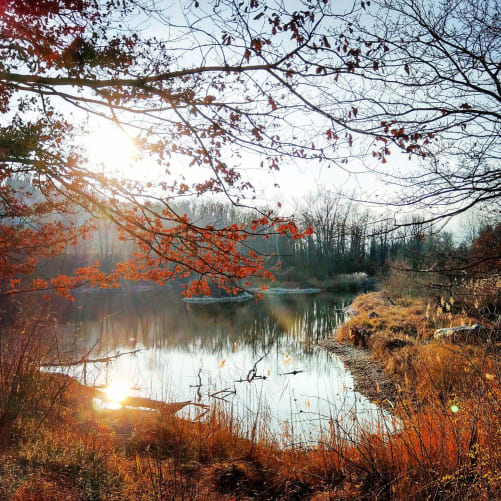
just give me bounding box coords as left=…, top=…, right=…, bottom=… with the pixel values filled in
left=9, top=172, right=497, bottom=293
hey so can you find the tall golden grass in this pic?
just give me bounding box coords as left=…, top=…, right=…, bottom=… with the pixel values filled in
left=0, top=291, right=499, bottom=499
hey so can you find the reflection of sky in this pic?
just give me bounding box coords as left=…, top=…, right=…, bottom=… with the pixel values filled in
left=62, top=289, right=392, bottom=444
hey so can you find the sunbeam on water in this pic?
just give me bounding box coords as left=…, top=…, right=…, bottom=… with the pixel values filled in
left=92, top=379, right=132, bottom=410
left=105, top=380, right=130, bottom=404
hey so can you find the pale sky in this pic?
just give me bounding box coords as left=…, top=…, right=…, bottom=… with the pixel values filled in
left=77, top=0, right=480, bottom=236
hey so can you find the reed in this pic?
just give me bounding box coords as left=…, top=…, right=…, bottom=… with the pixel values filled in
left=0, top=291, right=500, bottom=499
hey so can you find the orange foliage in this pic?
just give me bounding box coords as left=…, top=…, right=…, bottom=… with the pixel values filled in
left=469, top=223, right=501, bottom=274
left=0, top=169, right=301, bottom=298
left=0, top=1, right=318, bottom=301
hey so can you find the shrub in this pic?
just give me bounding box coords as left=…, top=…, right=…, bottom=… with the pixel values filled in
left=0, top=302, right=68, bottom=435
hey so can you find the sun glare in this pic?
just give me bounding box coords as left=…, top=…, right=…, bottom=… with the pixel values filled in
left=105, top=380, right=130, bottom=404
left=84, top=125, right=138, bottom=176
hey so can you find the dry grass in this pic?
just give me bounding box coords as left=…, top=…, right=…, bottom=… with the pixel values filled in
left=337, top=293, right=500, bottom=396
left=0, top=374, right=499, bottom=500
left=0, top=292, right=500, bottom=499
left=324, top=290, right=501, bottom=498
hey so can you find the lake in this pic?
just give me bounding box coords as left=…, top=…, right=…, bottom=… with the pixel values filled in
left=59, top=288, right=390, bottom=446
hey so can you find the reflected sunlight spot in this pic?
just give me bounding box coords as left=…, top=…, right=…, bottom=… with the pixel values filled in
left=270, top=303, right=296, bottom=332
left=105, top=380, right=130, bottom=404
left=94, top=399, right=122, bottom=410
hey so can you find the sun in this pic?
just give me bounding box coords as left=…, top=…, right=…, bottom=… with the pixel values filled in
left=84, top=124, right=138, bottom=176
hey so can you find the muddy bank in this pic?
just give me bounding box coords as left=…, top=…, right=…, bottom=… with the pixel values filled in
left=319, top=292, right=412, bottom=411
left=319, top=339, right=399, bottom=412
left=319, top=297, right=399, bottom=412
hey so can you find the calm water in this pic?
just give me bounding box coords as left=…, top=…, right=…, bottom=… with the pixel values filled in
left=60, top=288, right=389, bottom=445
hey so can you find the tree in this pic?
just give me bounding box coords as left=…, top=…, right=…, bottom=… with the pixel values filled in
left=469, top=223, right=501, bottom=276
left=1, top=0, right=499, bottom=301
left=301, top=0, right=501, bottom=224
left=295, top=189, right=375, bottom=276
left=1, top=0, right=326, bottom=299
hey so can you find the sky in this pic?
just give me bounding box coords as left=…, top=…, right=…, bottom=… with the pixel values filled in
left=79, top=0, right=369, bottom=201
left=82, top=117, right=399, bottom=209
left=76, top=0, right=482, bottom=237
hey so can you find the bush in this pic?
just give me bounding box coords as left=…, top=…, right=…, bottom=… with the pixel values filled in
left=0, top=302, right=68, bottom=435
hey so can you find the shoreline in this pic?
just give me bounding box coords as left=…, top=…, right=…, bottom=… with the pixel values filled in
left=318, top=296, right=399, bottom=412
left=318, top=338, right=399, bottom=413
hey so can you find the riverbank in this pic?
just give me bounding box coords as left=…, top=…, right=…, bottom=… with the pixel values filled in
left=330, top=291, right=499, bottom=400
left=316, top=290, right=500, bottom=498
left=320, top=287, right=496, bottom=405
left=318, top=338, right=399, bottom=412
left=319, top=292, right=401, bottom=411
left=1, top=290, right=499, bottom=499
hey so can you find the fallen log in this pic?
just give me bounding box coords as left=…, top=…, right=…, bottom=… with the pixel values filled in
left=49, top=372, right=207, bottom=415
left=92, top=387, right=195, bottom=415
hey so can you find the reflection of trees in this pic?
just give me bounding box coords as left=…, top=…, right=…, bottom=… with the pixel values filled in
left=67, top=291, right=353, bottom=362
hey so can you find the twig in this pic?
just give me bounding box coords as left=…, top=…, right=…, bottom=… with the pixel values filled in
left=246, top=351, right=269, bottom=382
left=279, top=369, right=304, bottom=376
left=41, top=348, right=143, bottom=367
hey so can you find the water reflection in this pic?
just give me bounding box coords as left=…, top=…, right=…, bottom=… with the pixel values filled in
left=61, top=289, right=390, bottom=444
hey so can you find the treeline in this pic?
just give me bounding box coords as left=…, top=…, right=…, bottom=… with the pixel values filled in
left=61, top=191, right=432, bottom=282
left=175, top=191, right=499, bottom=299
left=7, top=175, right=499, bottom=290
